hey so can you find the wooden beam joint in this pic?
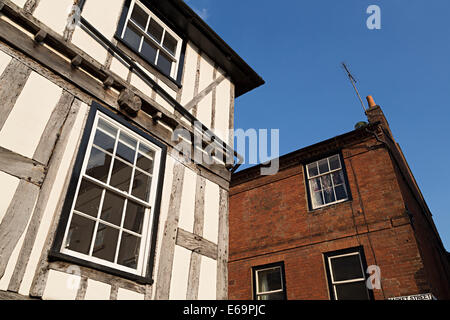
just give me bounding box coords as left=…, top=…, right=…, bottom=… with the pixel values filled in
left=34, top=29, right=47, bottom=43
left=118, top=89, right=142, bottom=117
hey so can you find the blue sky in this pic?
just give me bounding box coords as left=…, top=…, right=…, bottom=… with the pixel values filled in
left=186, top=0, right=450, bottom=250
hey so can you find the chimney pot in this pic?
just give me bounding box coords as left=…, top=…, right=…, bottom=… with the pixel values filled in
left=366, top=95, right=377, bottom=108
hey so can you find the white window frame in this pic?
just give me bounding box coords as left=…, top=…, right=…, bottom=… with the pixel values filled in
left=306, top=154, right=349, bottom=210
left=120, top=0, right=182, bottom=79
left=327, top=252, right=368, bottom=300
left=59, top=111, right=163, bottom=277
left=254, top=266, right=285, bottom=300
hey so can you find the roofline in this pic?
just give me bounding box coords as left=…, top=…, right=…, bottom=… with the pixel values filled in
left=231, top=122, right=381, bottom=186
left=149, top=0, right=265, bottom=97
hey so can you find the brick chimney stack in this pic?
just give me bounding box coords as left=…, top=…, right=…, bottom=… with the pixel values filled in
left=365, top=95, right=394, bottom=138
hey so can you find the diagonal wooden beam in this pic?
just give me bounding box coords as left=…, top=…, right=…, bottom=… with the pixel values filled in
left=0, top=146, right=46, bottom=186
left=184, top=75, right=226, bottom=111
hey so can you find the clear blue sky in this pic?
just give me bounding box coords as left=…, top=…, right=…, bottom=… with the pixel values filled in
left=186, top=0, right=450, bottom=250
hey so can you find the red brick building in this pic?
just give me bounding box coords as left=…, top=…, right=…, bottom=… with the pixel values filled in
left=228, top=97, right=450, bottom=300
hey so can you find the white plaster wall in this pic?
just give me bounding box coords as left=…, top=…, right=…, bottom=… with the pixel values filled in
left=214, top=71, right=231, bottom=144
left=10, top=0, right=27, bottom=8
left=42, top=270, right=79, bottom=300
left=110, top=56, right=129, bottom=80
left=177, top=169, right=196, bottom=233
left=84, top=279, right=111, bottom=300
left=131, top=73, right=153, bottom=97
left=198, top=256, right=217, bottom=300
left=0, top=49, right=12, bottom=75
left=169, top=245, right=190, bottom=300
left=196, top=54, right=214, bottom=128
left=150, top=154, right=174, bottom=300
left=203, top=180, right=219, bottom=244
left=71, top=26, right=108, bottom=65
left=0, top=71, right=62, bottom=159
left=81, top=0, right=124, bottom=41
left=33, top=0, right=73, bottom=35
left=179, top=42, right=198, bottom=106
left=19, top=102, right=88, bottom=296
left=117, top=288, right=144, bottom=300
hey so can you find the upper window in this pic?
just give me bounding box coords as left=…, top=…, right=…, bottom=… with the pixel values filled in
left=306, top=154, right=349, bottom=209
left=253, top=263, right=286, bottom=300
left=324, top=248, right=371, bottom=300
left=53, top=105, right=165, bottom=280
left=119, top=0, right=182, bottom=79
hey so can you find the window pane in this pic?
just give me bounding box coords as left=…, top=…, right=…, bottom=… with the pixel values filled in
left=116, top=132, right=137, bottom=164
left=74, top=179, right=103, bottom=217
left=65, top=214, right=95, bottom=254
left=92, top=224, right=119, bottom=263
left=307, top=162, right=318, bottom=177
left=332, top=171, right=344, bottom=186
left=100, top=191, right=125, bottom=226
left=123, top=24, right=142, bottom=51
left=329, top=155, right=341, bottom=171
left=118, top=232, right=141, bottom=269
left=124, top=201, right=145, bottom=234
left=321, top=174, right=333, bottom=189
left=86, top=147, right=112, bottom=183
left=331, top=254, right=364, bottom=281
left=136, top=153, right=154, bottom=173
left=141, top=39, right=158, bottom=63
left=163, top=33, right=177, bottom=56
left=147, top=18, right=163, bottom=43
left=257, top=291, right=285, bottom=300
left=132, top=170, right=152, bottom=201
left=98, top=118, right=117, bottom=137
left=93, top=129, right=115, bottom=153
left=257, top=268, right=282, bottom=293
left=335, top=281, right=369, bottom=300
left=323, top=188, right=336, bottom=204
left=139, top=144, right=155, bottom=157
left=318, top=158, right=329, bottom=174
left=130, top=4, right=148, bottom=30
left=157, top=51, right=172, bottom=75
left=311, top=190, right=324, bottom=208
left=335, top=184, right=348, bottom=201
left=110, top=159, right=133, bottom=192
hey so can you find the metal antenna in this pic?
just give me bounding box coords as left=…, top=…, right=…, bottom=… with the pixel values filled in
left=342, top=62, right=367, bottom=112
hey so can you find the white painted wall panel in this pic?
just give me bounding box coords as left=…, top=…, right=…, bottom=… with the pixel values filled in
left=10, top=0, right=27, bottom=8
left=19, top=102, right=89, bottom=296
left=33, top=0, right=73, bottom=35
left=150, top=155, right=174, bottom=300
left=110, top=57, right=129, bottom=80
left=81, top=0, right=124, bottom=41
left=178, top=169, right=196, bottom=233
left=214, top=74, right=231, bottom=144
left=180, top=42, right=198, bottom=106
left=203, top=180, right=219, bottom=244
left=84, top=279, right=111, bottom=300
left=71, top=26, right=108, bottom=64
left=42, top=270, right=79, bottom=300
left=0, top=50, right=12, bottom=75
left=117, top=288, right=144, bottom=300
left=197, top=92, right=212, bottom=128
left=169, top=245, right=190, bottom=300
left=198, top=256, right=217, bottom=300
left=0, top=72, right=62, bottom=159
left=198, top=54, right=214, bottom=92
left=155, top=93, right=175, bottom=114
left=131, top=73, right=153, bottom=97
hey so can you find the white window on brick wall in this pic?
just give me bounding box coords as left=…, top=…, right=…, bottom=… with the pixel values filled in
left=253, top=263, right=286, bottom=300
left=119, top=0, right=182, bottom=79
left=59, top=111, right=163, bottom=277
left=306, top=154, right=349, bottom=209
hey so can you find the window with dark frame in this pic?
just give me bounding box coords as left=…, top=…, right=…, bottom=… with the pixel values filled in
left=118, top=0, right=182, bottom=79
left=324, top=248, right=372, bottom=300
left=306, top=154, right=349, bottom=209
left=51, top=103, right=166, bottom=282
left=252, top=263, right=286, bottom=300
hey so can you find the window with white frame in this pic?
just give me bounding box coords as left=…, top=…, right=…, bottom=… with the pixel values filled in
left=119, top=0, right=182, bottom=79
left=253, top=263, right=286, bottom=300
left=325, top=249, right=370, bottom=300
left=58, top=111, right=163, bottom=277
left=306, top=154, right=349, bottom=209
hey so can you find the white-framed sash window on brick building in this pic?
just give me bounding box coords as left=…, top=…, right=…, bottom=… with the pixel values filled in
left=253, top=263, right=287, bottom=300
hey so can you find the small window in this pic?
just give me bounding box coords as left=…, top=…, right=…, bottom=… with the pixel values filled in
left=324, top=248, right=371, bottom=300
left=253, top=263, right=286, bottom=300
left=119, top=0, right=182, bottom=79
left=53, top=104, right=166, bottom=281
left=306, top=154, right=349, bottom=209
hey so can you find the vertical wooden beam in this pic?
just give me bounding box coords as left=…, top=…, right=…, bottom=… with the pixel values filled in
left=191, top=50, right=202, bottom=118
left=23, top=0, right=41, bottom=14
left=0, top=180, right=40, bottom=280
left=0, top=58, right=32, bottom=131
left=216, top=188, right=229, bottom=300
left=109, top=284, right=119, bottom=300
left=7, top=96, right=80, bottom=293
left=75, top=276, right=88, bottom=300
left=210, top=67, right=217, bottom=130
left=186, top=175, right=206, bottom=300
left=228, top=82, right=235, bottom=149
left=154, top=162, right=185, bottom=300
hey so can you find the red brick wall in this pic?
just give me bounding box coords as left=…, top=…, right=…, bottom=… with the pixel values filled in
left=228, top=136, right=444, bottom=300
